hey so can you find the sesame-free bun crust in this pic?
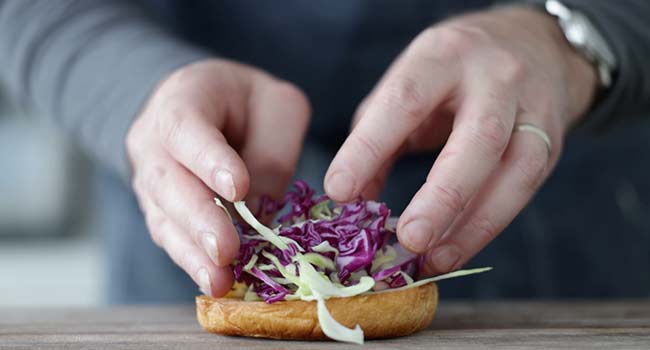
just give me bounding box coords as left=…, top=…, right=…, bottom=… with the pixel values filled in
left=196, top=283, right=438, bottom=341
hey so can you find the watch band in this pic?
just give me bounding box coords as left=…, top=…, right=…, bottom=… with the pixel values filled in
left=543, top=0, right=617, bottom=87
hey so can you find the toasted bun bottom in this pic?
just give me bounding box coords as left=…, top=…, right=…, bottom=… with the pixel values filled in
left=196, top=283, right=438, bottom=341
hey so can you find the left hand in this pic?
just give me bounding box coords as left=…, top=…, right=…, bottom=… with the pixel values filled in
left=324, top=6, right=598, bottom=275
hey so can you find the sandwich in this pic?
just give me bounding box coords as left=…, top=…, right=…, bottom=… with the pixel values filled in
left=196, top=180, right=490, bottom=344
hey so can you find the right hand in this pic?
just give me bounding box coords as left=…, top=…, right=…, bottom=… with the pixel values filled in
left=126, top=59, right=310, bottom=297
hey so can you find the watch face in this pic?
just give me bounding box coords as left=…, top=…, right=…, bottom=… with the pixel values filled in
left=565, top=21, right=588, bottom=47
left=552, top=5, right=616, bottom=87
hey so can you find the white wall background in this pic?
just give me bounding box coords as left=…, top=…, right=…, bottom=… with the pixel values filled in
left=0, top=235, right=104, bottom=306
left=0, top=101, right=103, bottom=306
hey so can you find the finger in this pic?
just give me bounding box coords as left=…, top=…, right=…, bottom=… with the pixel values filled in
left=140, top=194, right=234, bottom=297
left=157, top=96, right=249, bottom=201
left=354, top=91, right=394, bottom=201
left=138, top=191, right=166, bottom=248
left=421, top=126, right=552, bottom=275
left=138, top=158, right=240, bottom=267
left=353, top=78, right=453, bottom=154
left=349, top=88, right=376, bottom=130
left=397, top=80, right=517, bottom=254
left=359, top=154, right=395, bottom=201
left=359, top=144, right=406, bottom=200
left=241, top=80, right=310, bottom=200
left=325, top=53, right=457, bottom=202
left=358, top=109, right=454, bottom=201
left=160, top=222, right=235, bottom=298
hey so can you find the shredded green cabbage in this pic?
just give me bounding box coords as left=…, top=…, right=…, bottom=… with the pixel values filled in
left=374, top=267, right=494, bottom=294
left=260, top=251, right=301, bottom=286
left=295, top=255, right=375, bottom=298
left=243, top=284, right=261, bottom=301
left=256, top=264, right=276, bottom=271
left=234, top=201, right=366, bottom=344
left=312, top=241, right=339, bottom=258
left=213, top=197, right=232, bottom=222
left=316, top=292, right=364, bottom=345
left=309, top=200, right=333, bottom=219
left=234, top=201, right=288, bottom=250
left=299, top=252, right=336, bottom=271
left=242, top=254, right=258, bottom=271
left=229, top=199, right=492, bottom=344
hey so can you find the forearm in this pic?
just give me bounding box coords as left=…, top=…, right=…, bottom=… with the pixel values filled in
left=0, top=0, right=210, bottom=179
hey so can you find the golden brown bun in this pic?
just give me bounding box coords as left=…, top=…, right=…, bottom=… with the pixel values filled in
left=196, top=283, right=438, bottom=340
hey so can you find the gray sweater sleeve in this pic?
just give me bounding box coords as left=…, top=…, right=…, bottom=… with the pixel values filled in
left=519, top=0, right=650, bottom=129
left=0, top=0, right=210, bottom=180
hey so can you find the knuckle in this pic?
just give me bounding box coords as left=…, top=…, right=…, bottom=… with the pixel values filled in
left=352, top=134, right=384, bottom=163
left=150, top=214, right=166, bottom=234
left=514, top=149, right=548, bottom=193
left=144, top=166, right=167, bottom=205
left=272, top=81, right=311, bottom=121
left=125, top=118, right=153, bottom=166
left=125, top=122, right=142, bottom=156
left=495, top=51, right=526, bottom=86
left=429, top=182, right=466, bottom=214
left=467, top=215, right=499, bottom=243
left=147, top=217, right=167, bottom=248
left=157, top=104, right=186, bottom=145
left=379, top=75, right=428, bottom=121
left=437, top=27, right=474, bottom=50
left=157, top=101, right=208, bottom=145
left=166, top=64, right=201, bottom=88
left=131, top=176, right=145, bottom=198
left=469, top=114, right=511, bottom=156
left=177, top=249, right=196, bottom=272
left=190, top=142, right=215, bottom=176
left=416, top=26, right=478, bottom=60
left=149, top=229, right=163, bottom=248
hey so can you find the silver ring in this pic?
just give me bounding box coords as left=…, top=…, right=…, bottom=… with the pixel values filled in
left=514, top=122, right=552, bottom=154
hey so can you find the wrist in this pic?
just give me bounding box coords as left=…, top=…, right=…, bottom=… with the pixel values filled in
left=498, top=6, right=599, bottom=127
left=563, top=38, right=599, bottom=126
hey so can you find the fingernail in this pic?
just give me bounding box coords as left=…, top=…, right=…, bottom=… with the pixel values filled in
left=197, top=267, right=212, bottom=297
left=430, top=246, right=461, bottom=273
left=325, top=171, right=356, bottom=200
left=401, top=219, right=436, bottom=253
left=201, top=231, right=220, bottom=265
left=215, top=170, right=236, bottom=201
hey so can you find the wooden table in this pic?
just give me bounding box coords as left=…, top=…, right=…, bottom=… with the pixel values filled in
left=2, top=301, right=649, bottom=349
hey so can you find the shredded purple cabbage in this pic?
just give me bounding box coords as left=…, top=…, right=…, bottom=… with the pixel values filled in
left=233, top=180, right=421, bottom=303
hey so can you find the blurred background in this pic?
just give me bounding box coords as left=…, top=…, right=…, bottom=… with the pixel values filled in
left=0, top=90, right=103, bottom=306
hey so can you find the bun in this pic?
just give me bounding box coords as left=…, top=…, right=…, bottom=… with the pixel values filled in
left=196, top=283, right=438, bottom=340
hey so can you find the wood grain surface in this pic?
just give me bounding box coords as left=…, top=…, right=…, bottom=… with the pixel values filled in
left=1, top=300, right=649, bottom=349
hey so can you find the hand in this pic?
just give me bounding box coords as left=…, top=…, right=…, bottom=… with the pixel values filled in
left=324, top=7, right=597, bottom=275
left=127, top=59, right=310, bottom=296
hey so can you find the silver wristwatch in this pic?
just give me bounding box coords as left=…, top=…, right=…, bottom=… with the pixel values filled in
left=544, top=0, right=617, bottom=87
